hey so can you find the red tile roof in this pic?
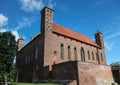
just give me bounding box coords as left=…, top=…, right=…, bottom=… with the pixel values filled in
left=19, top=23, right=100, bottom=52
left=53, top=23, right=100, bottom=48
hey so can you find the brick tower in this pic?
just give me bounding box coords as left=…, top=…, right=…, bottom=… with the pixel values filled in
left=17, top=37, right=24, bottom=51
left=41, top=6, right=54, bottom=33
left=95, top=30, right=104, bottom=48
left=40, top=7, right=54, bottom=67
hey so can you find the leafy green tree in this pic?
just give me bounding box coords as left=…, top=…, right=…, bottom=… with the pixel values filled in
left=110, top=62, right=120, bottom=66
left=0, top=32, right=17, bottom=85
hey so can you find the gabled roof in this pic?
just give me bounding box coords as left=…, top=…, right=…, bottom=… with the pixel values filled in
left=18, top=33, right=41, bottom=52
left=18, top=23, right=100, bottom=52
left=53, top=23, right=100, bottom=48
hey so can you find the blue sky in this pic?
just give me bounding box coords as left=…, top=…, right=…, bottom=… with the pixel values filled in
left=0, top=0, right=120, bottom=65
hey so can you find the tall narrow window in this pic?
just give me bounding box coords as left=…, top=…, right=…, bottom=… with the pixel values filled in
left=61, top=44, right=64, bottom=59
left=101, top=53, right=103, bottom=61
left=96, top=53, right=100, bottom=64
left=26, top=56, right=27, bottom=64
left=96, top=53, right=98, bottom=61
left=74, top=47, right=77, bottom=60
left=92, top=52, right=94, bottom=60
left=68, top=46, right=71, bottom=60
left=35, top=46, right=38, bottom=60
left=87, top=51, right=90, bottom=60
left=81, top=47, right=85, bottom=62
left=28, top=56, right=30, bottom=63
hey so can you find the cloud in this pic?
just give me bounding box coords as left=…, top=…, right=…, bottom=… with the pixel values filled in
left=47, top=0, right=56, bottom=8
left=0, top=15, right=34, bottom=41
left=19, top=0, right=44, bottom=12
left=105, top=32, right=120, bottom=40
left=0, top=14, right=8, bottom=27
left=11, top=30, right=20, bottom=41
left=12, top=17, right=36, bottom=40
left=0, top=28, right=7, bottom=32
left=0, top=28, right=20, bottom=41
left=19, top=0, right=56, bottom=12
left=104, top=32, right=120, bottom=51
left=15, top=17, right=34, bottom=30
left=104, top=41, right=114, bottom=51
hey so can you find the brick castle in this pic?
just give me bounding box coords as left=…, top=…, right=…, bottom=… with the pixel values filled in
left=16, top=6, right=115, bottom=85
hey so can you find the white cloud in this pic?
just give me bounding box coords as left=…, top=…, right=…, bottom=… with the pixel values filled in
left=15, top=17, right=34, bottom=30
left=12, top=30, right=20, bottom=41
left=104, top=41, right=114, bottom=51
left=47, top=0, right=56, bottom=8
left=0, top=15, right=31, bottom=41
left=105, top=32, right=120, bottom=40
left=12, top=17, right=35, bottom=41
left=0, top=28, right=7, bottom=32
left=19, top=0, right=44, bottom=12
left=0, top=14, right=8, bottom=27
left=19, top=0, right=56, bottom=12
left=0, top=28, right=20, bottom=41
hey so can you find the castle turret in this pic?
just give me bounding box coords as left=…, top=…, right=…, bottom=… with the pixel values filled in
left=95, top=30, right=104, bottom=48
left=17, top=37, right=24, bottom=51
left=40, top=6, right=54, bottom=33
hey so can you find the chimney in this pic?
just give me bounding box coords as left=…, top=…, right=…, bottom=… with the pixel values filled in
left=17, top=37, right=24, bottom=51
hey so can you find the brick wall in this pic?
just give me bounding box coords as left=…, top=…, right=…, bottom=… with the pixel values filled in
left=77, top=62, right=114, bottom=85
left=52, top=61, right=114, bottom=85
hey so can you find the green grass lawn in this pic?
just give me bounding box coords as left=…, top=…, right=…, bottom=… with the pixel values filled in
left=12, top=82, right=62, bottom=85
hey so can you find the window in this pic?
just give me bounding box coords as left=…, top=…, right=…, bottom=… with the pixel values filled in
left=81, top=47, right=85, bottom=62
left=87, top=51, right=90, bottom=60
left=35, top=46, right=38, bottom=60
left=92, top=52, right=94, bottom=60
left=96, top=53, right=98, bottom=61
left=101, top=53, right=103, bottom=61
left=54, top=51, right=57, bottom=56
left=26, top=56, right=27, bottom=64
left=96, top=53, right=100, bottom=64
left=61, top=44, right=64, bottom=59
left=68, top=46, right=71, bottom=60
left=74, top=47, right=77, bottom=60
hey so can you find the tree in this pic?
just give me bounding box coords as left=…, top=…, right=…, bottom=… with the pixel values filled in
left=110, top=62, right=120, bottom=66
left=0, top=32, right=17, bottom=85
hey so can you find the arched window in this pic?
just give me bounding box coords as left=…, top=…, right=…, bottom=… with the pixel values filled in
left=87, top=51, right=90, bottom=60
left=101, top=53, right=103, bottom=61
left=26, top=56, right=27, bottom=64
left=92, top=52, right=94, bottom=60
left=68, top=46, right=71, bottom=60
left=96, top=53, right=98, bottom=61
left=35, top=46, right=38, bottom=60
left=74, top=47, right=77, bottom=60
left=61, top=44, right=64, bottom=59
left=96, top=52, right=100, bottom=64
left=81, top=47, right=85, bottom=62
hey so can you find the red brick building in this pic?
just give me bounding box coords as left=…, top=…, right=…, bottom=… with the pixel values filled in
left=16, top=7, right=114, bottom=85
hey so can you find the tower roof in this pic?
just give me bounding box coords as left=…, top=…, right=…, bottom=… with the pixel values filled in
left=95, top=30, right=102, bottom=35
left=18, top=37, right=24, bottom=40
